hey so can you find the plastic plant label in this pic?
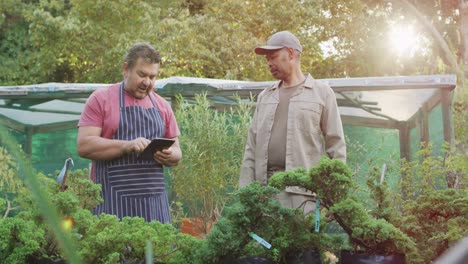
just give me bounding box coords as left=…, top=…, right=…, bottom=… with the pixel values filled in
left=249, top=232, right=272, bottom=249
left=315, top=199, right=320, bottom=232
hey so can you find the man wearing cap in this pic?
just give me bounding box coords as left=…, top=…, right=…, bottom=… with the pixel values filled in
left=239, top=31, right=346, bottom=213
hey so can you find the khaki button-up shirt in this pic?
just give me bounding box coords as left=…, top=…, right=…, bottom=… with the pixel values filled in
left=239, top=74, right=346, bottom=195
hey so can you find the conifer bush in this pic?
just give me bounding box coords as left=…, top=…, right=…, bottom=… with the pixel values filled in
left=194, top=182, right=337, bottom=263
left=269, top=157, right=421, bottom=263
left=397, top=146, right=467, bottom=262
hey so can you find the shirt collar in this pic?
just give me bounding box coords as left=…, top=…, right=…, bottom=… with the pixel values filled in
left=268, top=73, right=314, bottom=91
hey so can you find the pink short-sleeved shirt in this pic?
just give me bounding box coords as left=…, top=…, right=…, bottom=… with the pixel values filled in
left=78, top=83, right=180, bottom=139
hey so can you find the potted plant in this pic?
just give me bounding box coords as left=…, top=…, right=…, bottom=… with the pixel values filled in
left=169, top=94, right=253, bottom=238
left=268, top=157, right=420, bottom=264
left=193, top=182, right=337, bottom=264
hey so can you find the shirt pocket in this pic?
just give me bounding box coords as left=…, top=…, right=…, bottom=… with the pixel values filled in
left=256, top=101, right=277, bottom=126
left=295, top=102, right=322, bottom=134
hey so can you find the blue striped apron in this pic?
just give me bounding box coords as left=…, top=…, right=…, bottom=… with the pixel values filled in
left=93, top=83, right=171, bottom=223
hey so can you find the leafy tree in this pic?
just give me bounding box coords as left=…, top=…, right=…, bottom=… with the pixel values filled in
left=0, top=0, right=39, bottom=85
left=23, top=0, right=167, bottom=83
left=157, top=0, right=326, bottom=80
left=1, top=0, right=466, bottom=83
left=387, top=0, right=463, bottom=75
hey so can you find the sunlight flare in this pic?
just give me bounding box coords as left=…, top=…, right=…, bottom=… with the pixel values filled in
left=389, top=24, right=419, bottom=56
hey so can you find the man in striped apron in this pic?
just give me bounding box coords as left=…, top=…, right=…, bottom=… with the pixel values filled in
left=77, top=43, right=182, bottom=223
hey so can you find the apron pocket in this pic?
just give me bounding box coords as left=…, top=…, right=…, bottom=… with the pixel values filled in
left=107, top=164, right=165, bottom=199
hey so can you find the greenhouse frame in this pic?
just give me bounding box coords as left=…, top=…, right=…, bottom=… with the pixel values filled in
left=0, top=74, right=457, bottom=164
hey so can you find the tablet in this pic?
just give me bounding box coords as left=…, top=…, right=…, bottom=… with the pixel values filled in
left=137, top=138, right=175, bottom=161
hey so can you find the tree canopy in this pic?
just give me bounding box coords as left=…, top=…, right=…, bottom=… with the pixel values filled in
left=0, top=0, right=465, bottom=85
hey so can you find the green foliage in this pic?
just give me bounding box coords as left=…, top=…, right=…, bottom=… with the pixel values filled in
left=0, top=128, right=81, bottom=263
left=168, top=200, right=187, bottom=230
left=0, top=168, right=200, bottom=263
left=389, top=0, right=462, bottom=74
left=0, top=143, right=76, bottom=263
left=366, top=167, right=398, bottom=224
left=397, top=145, right=467, bottom=262
left=159, top=0, right=325, bottom=80
left=170, top=94, right=252, bottom=231
left=3, top=0, right=463, bottom=85
left=78, top=214, right=200, bottom=264
left=400, top=144, right=466, bottom=196
left=453, top=89, right=467, bottom=148
left=0, top=0, right=38, bottom=85
left=0, top=145, right=199, bottom=263
left=269, top=157, right=420, bottom=262
left=270, top=147, right=467, bottom=263
left=270, top=158, right=354, bottom=207
left=398, top=188, right=467, bottom=262
left=65, top=169, right=103, bottom=211
left=0, top=147, right=26, bottom=219
left=0, top=146, right=22, bottom=194
left=0, top=217, right=46, bottom=264
left=0, top=0, right=169, bottom=83
left=194, top=182, right=332, bottom=263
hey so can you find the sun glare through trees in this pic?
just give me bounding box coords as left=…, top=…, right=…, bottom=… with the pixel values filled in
left=388, top=23, right=426, bottom=57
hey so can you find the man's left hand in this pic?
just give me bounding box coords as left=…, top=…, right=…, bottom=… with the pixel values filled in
left=154, top=147, right=179, bottom=166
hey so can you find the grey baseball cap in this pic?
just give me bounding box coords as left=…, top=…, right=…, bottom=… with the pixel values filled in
left=254, top=31, right=303, bottom=55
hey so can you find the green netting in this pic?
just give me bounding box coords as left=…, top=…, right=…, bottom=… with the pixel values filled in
left=6, top=128, right=90, bottom=177
left=428, top=105, right=446, bottom=156
left=32, top=129, right=91, bottom=176
left=2, top=103, right=450, bottom=192
left=410, top=105, right=446, bottom=158
left=344, top=125, right=401, bottom=201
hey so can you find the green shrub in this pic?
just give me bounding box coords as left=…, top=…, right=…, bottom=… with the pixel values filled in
left=397, top=145, right=467, bottom=262
left=0, top=146, right=200, bottom=263
left=269, top=157, right=420, bottom=262
left=194, top=182, right=335, bottom=263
